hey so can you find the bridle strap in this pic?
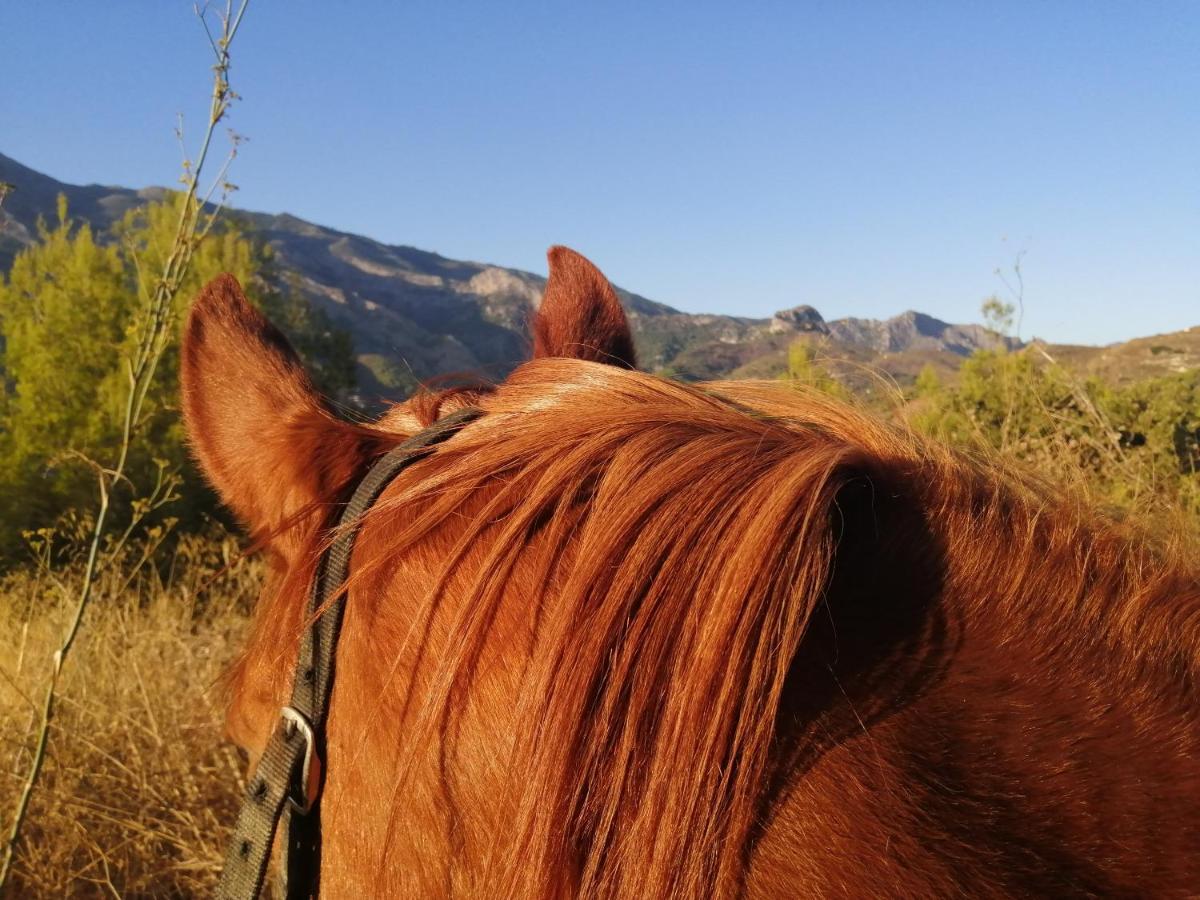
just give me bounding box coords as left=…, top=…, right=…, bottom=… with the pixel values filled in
left=216, top=407, right=484, bottom=899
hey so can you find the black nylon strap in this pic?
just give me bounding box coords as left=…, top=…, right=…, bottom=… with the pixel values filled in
left=216, top=407, right=483, bottom=899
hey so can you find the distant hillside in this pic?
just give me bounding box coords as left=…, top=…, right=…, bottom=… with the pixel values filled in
left=1035, top=329, right=1200, bottom=386
left=8, top=151, right=1143, bottom=403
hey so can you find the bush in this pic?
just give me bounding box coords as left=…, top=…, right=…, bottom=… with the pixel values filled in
left=909, top=347, right=1200, bottom=526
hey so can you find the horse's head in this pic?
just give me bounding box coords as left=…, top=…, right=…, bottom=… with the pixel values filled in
left=183, top=248, right=1200, bottom=898
left=181, top=245, right=635, bottom=746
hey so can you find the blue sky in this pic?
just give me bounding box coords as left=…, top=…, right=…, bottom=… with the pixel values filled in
left=3, top=2, right=1197, bottom=344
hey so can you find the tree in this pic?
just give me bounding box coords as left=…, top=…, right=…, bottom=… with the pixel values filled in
left=914, top=363, right=941, bottom=397
left=784, top=340, right=846, bottom=398
left=0, top=198, right=131, bottom=547
left=0, top=194, right=356, bottom=560
left=981, top=294, right=1015, bottom=336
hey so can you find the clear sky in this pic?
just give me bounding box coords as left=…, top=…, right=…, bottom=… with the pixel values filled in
left=3, top=2, right=1197, bottom=344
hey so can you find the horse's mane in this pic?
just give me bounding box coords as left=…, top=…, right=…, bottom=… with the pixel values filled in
left=238, top=358, right=1200, bottom=898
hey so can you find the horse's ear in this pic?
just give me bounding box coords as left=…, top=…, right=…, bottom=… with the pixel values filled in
left=181, top=274, right=380, bottom=555
left=532, top=246, right=637, bottom=368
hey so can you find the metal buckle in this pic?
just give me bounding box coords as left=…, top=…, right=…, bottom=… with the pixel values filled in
left=280, top=706, right=317, bottom=815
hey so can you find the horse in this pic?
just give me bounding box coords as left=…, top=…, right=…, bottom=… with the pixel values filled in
left=181, top=247, right=1200, bottom=898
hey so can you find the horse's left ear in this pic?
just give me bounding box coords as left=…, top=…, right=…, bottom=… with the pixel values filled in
left=181, top=274, right=384, bottom=557
left=532, top=246, right=637, bottom=368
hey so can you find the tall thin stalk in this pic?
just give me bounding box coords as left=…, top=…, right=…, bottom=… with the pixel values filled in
left=0, top=1, right=251, bottom=887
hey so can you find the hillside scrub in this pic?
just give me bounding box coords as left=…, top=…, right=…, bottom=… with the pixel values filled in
left=909, top=349, right=1200, bottom=526
left=782, top=338, right=1200, bottom=530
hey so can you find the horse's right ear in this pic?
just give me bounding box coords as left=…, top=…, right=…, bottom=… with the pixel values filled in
left=532, top=246, right=637, bottom=368
left=181, top=274, right=380, bottom=556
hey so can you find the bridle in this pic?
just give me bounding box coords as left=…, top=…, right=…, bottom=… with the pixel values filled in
left=215, top=407, right=483, bottom=899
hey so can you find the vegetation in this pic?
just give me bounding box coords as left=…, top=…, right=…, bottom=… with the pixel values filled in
left=0, top=3, right=266, bottom=890
left=910, top=348, right=1200, bottom=525
left=783, top=341, right=848, bottom=399
left=0, top=529, right=257, bottom=896
left=788, top=339, right=1200, bottom=532
left=0, top=195, right=355, bottom=562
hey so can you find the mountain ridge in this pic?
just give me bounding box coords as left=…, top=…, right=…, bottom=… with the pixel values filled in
left=7, top=152, right=1185, bottom=402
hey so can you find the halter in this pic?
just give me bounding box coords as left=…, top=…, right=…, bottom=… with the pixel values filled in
left=216, top=407, right=483, bottom=899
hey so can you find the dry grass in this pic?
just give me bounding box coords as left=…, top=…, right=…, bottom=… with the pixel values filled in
left=0, top=530, right=260, bottom=898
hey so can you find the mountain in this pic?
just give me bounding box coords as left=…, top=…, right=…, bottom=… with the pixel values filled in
left=1, top=152, right=1035, bottom=401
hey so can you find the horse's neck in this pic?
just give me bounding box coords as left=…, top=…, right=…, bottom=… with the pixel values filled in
left=947, top=491, right=1199, bottom=803
left=903, top=594, right=1199, bottom=895
left=753, top=490, right=1200, bottom=898
left=756, top=631, right=1200, bottom=897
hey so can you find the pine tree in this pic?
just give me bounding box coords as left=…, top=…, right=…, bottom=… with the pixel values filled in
left=0, top=193, right=356, bottom=561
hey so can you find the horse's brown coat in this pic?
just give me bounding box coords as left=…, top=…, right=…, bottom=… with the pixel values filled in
left=183, top=249, right=1200, bottom=898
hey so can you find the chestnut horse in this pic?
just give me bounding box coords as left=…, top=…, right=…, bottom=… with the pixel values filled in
left=182, top=248, right=1200, bottom=898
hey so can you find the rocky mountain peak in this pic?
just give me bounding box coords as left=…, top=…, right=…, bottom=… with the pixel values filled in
left=769, top=304, right=828, bottom=335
